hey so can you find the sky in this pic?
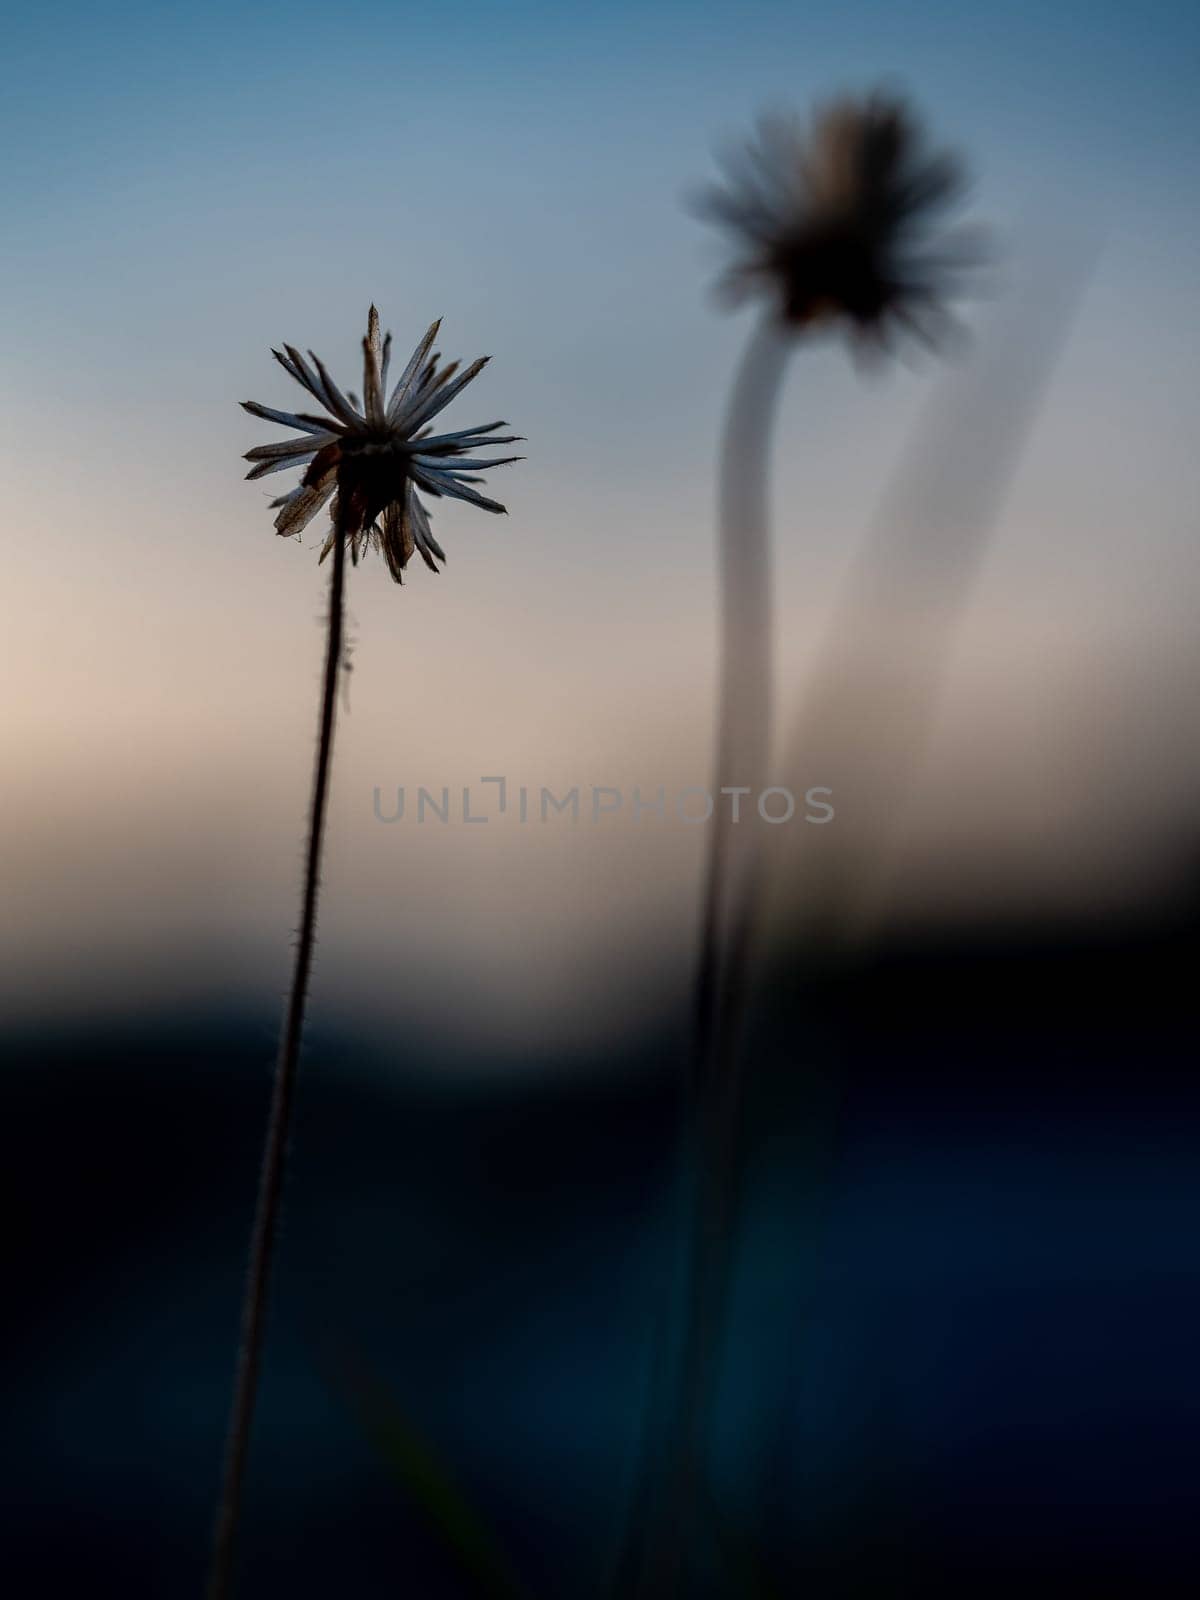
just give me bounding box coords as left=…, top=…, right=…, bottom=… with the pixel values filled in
left=2, top=0, right=1198, bottom=1055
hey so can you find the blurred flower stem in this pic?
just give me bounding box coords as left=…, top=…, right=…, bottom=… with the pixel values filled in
left=694, top=312, right=790, bottom=1089
left=207, top=515, right=348, bottom=1600
left=637, top=312, right=791, bottom=1598
left=634, top=94, right=978, bottom=1590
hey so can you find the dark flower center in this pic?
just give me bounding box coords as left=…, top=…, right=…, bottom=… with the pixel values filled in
left=774, top=224, right=895, bottom=328
left=338, top=440, right=409, bottom=534
left=302, top=436, right=411, bottom=535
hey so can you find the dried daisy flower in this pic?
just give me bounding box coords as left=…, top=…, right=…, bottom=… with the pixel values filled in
left=242, top=306, right=523, bottom=581
left=696, top=90, right=978, bottom=353
left=210, top=309, right=520, bottom=1600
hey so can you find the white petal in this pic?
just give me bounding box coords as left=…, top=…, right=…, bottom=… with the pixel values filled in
left=362, top=304, right=384, bottom=424
left=411, top=493, right=446, bottom=565
left=307, top=350, right=362, bottom=427
left=246, top=451, right=319, bottom=481
left=410, top=453, right=523, bottom=472
left=362, top=336, right=384, bottom=427
left=386, top=318, right=442, bottom=420
left=245, top=433, right=337, bottom=461
left=379, top=331, right=392, bottom=398
left=396, top=357, right=489, bottom=434
left=411, top=464, right=506, bottom=514
left=414, top=422, right=513, bottom=449
left=379, top=496, right=414, bottom=582
left=279, top=346, right=336, bottom=414
left=273, top=474, right=336, bottom=537
left=241, top=401, right=340, bottom=436
left=420, top=358, right=458, bottom=395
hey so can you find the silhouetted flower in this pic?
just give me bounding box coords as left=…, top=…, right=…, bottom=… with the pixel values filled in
left=242, top=308, right=522, bottom=581
left=696, top=91, right=978, bottom=351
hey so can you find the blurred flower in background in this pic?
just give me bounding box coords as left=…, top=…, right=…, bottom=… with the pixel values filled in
left=696, top=91, right=981, bottom=351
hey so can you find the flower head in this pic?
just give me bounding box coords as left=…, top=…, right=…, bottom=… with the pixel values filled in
left=696, top=91, right=979, bottom=352
left=242, top=309, right=522, bottom=581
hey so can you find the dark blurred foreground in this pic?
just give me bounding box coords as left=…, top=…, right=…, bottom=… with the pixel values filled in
left=4, top=890, right=1198, bottom=1598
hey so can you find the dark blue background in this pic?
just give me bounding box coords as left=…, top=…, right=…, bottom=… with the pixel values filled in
left=5, top=893, right=1197, bottom=1596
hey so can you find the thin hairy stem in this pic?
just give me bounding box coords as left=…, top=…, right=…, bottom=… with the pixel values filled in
left=206, top=515, right=348, bottom=1600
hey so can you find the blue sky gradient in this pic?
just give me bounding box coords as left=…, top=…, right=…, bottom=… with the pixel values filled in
left=2, top=0, right=1198, bottom=1042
